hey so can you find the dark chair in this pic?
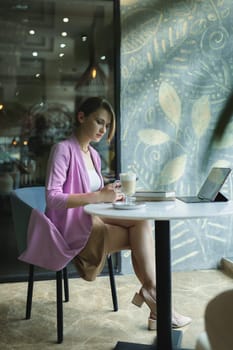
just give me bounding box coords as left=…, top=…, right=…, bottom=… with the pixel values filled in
left=10, top=186, right=118, bottom=344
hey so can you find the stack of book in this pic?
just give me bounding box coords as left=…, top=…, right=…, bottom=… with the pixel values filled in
left=135, top=191, right=176, bottom=201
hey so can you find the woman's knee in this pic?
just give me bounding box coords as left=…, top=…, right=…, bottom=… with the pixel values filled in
left=134, top=220, right=152, bottom=232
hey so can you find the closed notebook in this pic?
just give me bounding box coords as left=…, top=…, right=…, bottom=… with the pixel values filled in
left=135, top=191, right=176, bottom=201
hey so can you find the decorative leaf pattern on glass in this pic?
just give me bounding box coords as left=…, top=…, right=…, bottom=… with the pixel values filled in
left=121, top=8, right=162, bottom=54
left=120, top=0, right=233, bottom=273
left=159, top=81, right=181, bottom=129
left=158, top=155, right=187, bottom=185
left=138, top=129, right=170, bottom=145
left=192, top=96, right=211, bottom=137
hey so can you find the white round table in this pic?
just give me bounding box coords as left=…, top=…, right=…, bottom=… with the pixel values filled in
left=85, top=200, right=233, bottom=350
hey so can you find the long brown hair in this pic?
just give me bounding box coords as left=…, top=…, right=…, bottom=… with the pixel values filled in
left=75, top=96, right=116, bottom=143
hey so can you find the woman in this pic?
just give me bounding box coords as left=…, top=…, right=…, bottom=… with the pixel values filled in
left=45, top=96, right=191, bottom=330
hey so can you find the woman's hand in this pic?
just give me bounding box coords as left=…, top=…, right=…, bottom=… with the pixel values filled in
left=99, top=183, right=124, bottom=203
left=67, top=183, right=124, bottom=207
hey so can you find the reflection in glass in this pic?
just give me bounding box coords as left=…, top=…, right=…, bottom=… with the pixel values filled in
left=0, top=0, right=115, bottom=189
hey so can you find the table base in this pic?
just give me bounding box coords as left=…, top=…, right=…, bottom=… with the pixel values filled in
left=114, top=344, right=191, bottom=350
left=114, top=330, right=189, bottom=350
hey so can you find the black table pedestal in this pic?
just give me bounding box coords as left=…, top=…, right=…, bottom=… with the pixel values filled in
left=114, top=330, right=183, bottom=349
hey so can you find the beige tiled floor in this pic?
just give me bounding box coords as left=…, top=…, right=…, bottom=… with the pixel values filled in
left=0, top=269, right=232, bottom=349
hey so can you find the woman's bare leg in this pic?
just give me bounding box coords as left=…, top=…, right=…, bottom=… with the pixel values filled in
left=129, top=220, right=156, bottom=291
left=102, top=218, right=156, bottom=297
left=128, top=221, right=191, bottom=327
left=102, top=217, right=191, bottom=329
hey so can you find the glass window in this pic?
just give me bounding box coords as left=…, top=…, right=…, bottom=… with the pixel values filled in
left=0, top=0, right=116, bottom=191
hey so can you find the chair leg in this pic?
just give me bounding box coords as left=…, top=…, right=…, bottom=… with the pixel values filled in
left=56, top=270, right=63, bottom=344
left=25, top=264, right=34, bottom=319
left=63, top=267, right=69, bottom=302
left=107, top=254, right=118, bottom=311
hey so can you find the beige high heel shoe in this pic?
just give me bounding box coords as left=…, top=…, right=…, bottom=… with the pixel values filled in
left=131, top=287, right=157, bottom=315
left=147, top=310, right=192, bottom=330
left=132, top=287, right=157, bottom=331
left=132, top=288, right=192, bottom=330
left=171, top=310, right=192, bottom=328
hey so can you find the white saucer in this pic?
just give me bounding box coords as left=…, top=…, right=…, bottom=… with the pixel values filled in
left=112, top=202, right=146, bottom=210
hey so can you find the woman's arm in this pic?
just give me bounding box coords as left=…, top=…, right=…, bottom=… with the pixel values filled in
left=45, top=143, right=71, bottom=209
left=66, top=184, right=119, bottom=208
left=46, top=142, right=120, bottom=209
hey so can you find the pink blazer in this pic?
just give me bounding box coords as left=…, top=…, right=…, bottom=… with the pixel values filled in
left=19, top=135, right=104, bottom=271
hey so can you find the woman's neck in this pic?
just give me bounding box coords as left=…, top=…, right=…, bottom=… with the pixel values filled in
left=74, top=130, right=90, bottom=153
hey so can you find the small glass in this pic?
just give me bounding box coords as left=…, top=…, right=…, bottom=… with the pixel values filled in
left=114, top=172, right=137, bottom=205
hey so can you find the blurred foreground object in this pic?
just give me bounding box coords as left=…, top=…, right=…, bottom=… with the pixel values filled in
left=210, top=91, right=233, bottom=143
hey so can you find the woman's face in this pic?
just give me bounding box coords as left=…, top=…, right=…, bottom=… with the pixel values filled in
left=78, top=107, right=111, bottom=142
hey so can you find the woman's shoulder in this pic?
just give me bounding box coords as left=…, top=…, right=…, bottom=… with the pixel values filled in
left=53, top=136, right=76, bottom=150
left=50, top=136, right=75, bottom=158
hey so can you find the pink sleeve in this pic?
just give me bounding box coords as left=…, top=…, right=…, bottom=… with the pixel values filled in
left=45, top=143, right=70, bottom=209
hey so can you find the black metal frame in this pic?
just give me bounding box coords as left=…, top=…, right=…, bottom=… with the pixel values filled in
left=113, top=0, right=121, bottom=179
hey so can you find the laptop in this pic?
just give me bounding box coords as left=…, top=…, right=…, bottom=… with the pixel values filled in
left=177, top=167, right=231, bottom=203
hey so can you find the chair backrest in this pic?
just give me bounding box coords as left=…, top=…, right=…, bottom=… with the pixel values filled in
left=10, top=186, right=46, bottom=254
left=14, top=186, right=46, bottom=212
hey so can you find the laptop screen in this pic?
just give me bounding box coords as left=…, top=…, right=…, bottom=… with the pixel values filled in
left=198, top=167, right=231, bottom=201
